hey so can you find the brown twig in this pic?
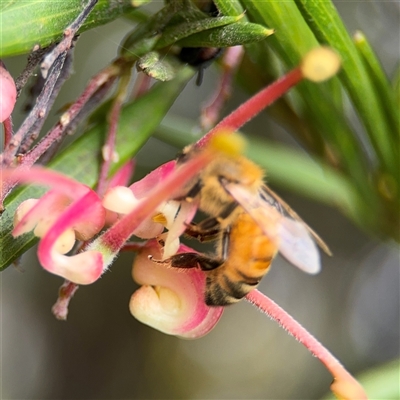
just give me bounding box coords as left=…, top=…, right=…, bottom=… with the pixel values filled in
left=40, top=0, right=98, bottom=78
left=0, top=0, right=99, bottom=166
left=19, top=48, right=75, bottom=154
left=2, top=116, right=13, bottom=147
left=1, top=52, right=68, bottom=167
left=15, top=46, right=51, bottom=98
left=18, top=62, right=122, bottom=169
left=96, top=69, right=132, bottom=197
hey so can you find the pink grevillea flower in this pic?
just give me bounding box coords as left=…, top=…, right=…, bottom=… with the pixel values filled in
left=87, top=148, right=215, bottom=272
left=102, top=160, right=197, bottom=258
left=3, top=145, right=213, bottom=287
left=0, top=60, right=17, bottom=123
left=7, top=168, right=106, bottom=284
left=130, top=241, right=224, bottom=339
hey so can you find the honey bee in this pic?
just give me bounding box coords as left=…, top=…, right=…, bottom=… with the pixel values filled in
left=153, top=139, right=331, bottom=306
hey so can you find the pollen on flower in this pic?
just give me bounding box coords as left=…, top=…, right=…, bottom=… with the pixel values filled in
left=301, top=47, right=341, bottom=82
left=152, top=213, right=167, bottom=225
left=157, top=200, right=180, bottom=229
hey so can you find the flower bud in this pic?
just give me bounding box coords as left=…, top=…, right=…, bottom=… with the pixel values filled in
left=0, top=60, right=17, bottom=122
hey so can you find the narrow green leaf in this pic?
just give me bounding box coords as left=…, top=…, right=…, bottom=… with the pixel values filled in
left=155, top=16, right=242, bottom=49
left=0, top=68, right=194, bottom=270
left=176, top=21, right=274, bottom=47
left=214, top=0, right=244, bottom=17
left=393, top=64, right=400, bottom=108
left=294, top=0, right=398, bottom=178
left=240, top=0, right=368, bottom=186
left=121, top=2, right=180, bottom=55
left=240, top=0, right=318, bottom=65
left=0, top=0, right=134, bottom=57
left=353, top=30, right=399, bottom=135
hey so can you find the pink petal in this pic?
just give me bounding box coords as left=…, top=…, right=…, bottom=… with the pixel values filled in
left=107, top=160, right=135, bottom=188
left=130, top=243, right=223, bottom=339
left=46, top=251, right=104, bottom=285
left=1, top=167, right=92, bottom=198
left=102, top=186, right=164, bottom=238
left=91, top=149, right=215, bottom=266
left=129, top=160, right=176, bottom=198
left=13, top=191, right=70, bottom=237
left=0, top=61, right=17, bottom=122
left=162, top=201, right=198, bottom=259
left=38, top=191, right=105, bottom=284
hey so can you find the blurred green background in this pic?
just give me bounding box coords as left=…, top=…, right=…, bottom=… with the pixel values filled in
left=1, top=1, right=399, bottom=399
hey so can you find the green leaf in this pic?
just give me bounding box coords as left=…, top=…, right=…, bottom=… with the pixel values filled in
left=240, top=0, right=368, bottom=185
left=353, top=30, right=399, bottom=135
left=214, top=0, right=244, bottom=17
left=393, top=64, right=400, bottom=108
left=0, top=68, right=194, bottom=271
left=240, top=0, right=318, bottom=64
left=121, top=0, right=205, bottom=56
left=0, top=0, right=134, bottom=58
left=155, top=15, right=242, bottom=49
left=294, top=0, right=398, bottom=178
left=176, top=21, right=274, bottom=47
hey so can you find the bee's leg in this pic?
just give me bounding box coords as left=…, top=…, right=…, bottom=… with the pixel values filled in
left=184, top=221, right=221, bottom=242
left=151, top=253, right=223, bottom=271
left=185, top=202, right=238, bottom=242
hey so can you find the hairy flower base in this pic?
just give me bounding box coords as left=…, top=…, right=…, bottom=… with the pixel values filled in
left=130, top=242, right=223, bottom=339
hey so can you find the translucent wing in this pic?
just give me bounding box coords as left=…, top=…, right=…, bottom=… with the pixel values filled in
left=278, top=217, right=320, bottom=274
left=223, top=182, right=321, bottom=274
left=261, top=185, right=331, bottom=256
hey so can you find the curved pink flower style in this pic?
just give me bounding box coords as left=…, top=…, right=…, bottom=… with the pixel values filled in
left=3, top=147, right=213, bottom=286
left=6, top=167, right=106, bottom=284
left=130, top=241, right=223, bottom=339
